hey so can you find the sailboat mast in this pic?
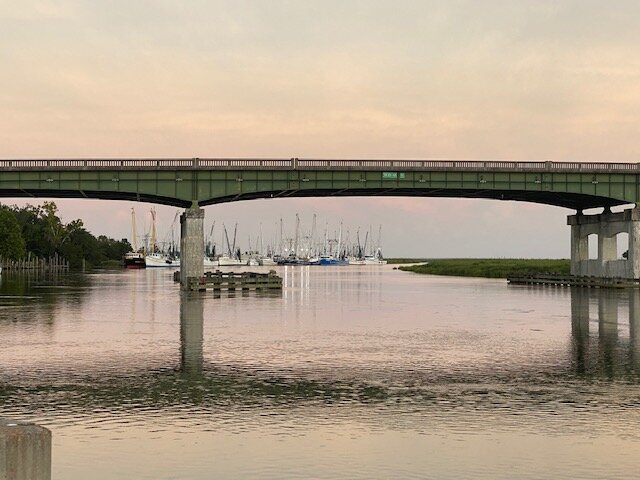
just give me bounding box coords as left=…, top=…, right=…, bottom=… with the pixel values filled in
left=310, top=214, right=317, bottom=257
left=206, top=221, right=215, bottom=257
left=294, top=214, right=300, bottom=258
left=150, top=207, right=157, bottom=254
left=259, top=223, right=264, bottom=256
left=223, top=224, right=232, bottom=256
left=324, top=223, right=328, bottom=255
left=279, top=218, right=284, bottom=257
left=232, top=223, right=238, bottom=258
left=131, top=208, right=138, bottom=252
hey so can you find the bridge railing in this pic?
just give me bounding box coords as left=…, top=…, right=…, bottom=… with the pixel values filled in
left=0, top=158, right=639, bottom=172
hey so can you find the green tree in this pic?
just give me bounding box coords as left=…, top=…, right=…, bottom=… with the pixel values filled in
left=58, top=226, right=102, bottom=269
left=0, top=207, right=26, bottom=260
left=8, top=201, right=135, bottom=269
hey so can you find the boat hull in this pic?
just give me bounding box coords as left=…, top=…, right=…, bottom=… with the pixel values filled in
left=124, top=253, right=146, bottom=269
left=145, top=254, right=179, bottom=268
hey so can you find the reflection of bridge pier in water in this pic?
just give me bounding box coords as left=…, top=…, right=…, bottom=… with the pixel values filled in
left=570, top=288, right=640, bottom=376
left=180, top=292, right=204, bottom=376
left=629, top=290, right=640, bottom=368
left=598, top=291, right=619, bottom=377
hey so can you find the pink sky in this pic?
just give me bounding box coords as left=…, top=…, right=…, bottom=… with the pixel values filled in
left=2, top=1, right=640, bottom=257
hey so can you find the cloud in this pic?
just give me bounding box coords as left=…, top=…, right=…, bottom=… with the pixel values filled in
left=1, top=1, right=638, bottom=256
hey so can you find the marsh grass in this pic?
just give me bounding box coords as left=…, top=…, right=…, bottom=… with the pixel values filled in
left=398, top=258, right=570, bottom=279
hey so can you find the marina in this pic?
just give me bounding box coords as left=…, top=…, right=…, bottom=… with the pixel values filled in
left=122, top=209, right=389, bottom=269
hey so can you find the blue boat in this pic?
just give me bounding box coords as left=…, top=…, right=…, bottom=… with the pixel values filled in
left=315, top=255, right=349, bottom=266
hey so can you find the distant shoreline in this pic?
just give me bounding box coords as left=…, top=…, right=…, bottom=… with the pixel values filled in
left=396, top=258, right=570, bottom=279
left=385, top=258, right=430, bottom=265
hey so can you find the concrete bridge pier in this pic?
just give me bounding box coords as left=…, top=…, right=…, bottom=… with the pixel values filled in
left=568, top=207, right=640, bottom=279
left=180, top=206, right=205, bottom=289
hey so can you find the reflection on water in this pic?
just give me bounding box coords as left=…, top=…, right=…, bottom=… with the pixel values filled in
left=2, top=268, right=640, bottom=479
left=570, top=288, right=640, bottom=378
left=180, top=293, right=203, bottom=376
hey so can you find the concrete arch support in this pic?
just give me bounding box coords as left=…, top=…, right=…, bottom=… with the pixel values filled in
left=568, top=207, right=640, bottom=279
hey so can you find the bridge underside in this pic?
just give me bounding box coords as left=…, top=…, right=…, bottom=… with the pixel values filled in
left=0, top=187, right=630, bottom=210
left=0, top=164, right=638, bottom=210
left=203, top=188, right=629, bottom=210
left=0, top=188, right=191, bottom=207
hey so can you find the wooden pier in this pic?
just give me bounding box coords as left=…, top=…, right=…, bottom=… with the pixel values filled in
left=507, top=274, right=640, bottom=289
left=174, top=270, right=283, bottom=292
left=0, top=254, right=69, bottom=272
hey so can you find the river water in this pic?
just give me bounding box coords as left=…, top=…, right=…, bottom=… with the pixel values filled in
left=1, top=266, right=639, bottom=479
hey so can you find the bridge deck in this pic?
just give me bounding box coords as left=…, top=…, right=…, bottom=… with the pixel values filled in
left=1, top=159, right=638, bottom=209
left=0, top=158, right=639, bottom=172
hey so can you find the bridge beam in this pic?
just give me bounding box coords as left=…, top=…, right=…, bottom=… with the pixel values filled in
left=568, top=207, right=640, bottom=279
left=179, top=206, right=205, bottom=289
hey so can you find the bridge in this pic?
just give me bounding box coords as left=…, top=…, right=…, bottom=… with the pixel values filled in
left=1, top=158, right=640, bottom=285
left=1, top=158, right=639, bottom=209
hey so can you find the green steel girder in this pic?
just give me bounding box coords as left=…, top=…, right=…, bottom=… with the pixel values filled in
left=0, top=168, right=638, bottom=210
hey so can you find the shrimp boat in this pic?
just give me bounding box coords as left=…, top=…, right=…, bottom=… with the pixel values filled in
left=315, top=255, right=349, bottom=266
left=217, top=223, right=243, bottom=266
left=312, top=221, right=348, bottom=265
left=124, top=252, right=146, bottom=269
left=144, top=208, right=179, bottom=267
left=146, top=252, right=179, bottom=267
left=124, top=208, right=146, bottom=269
left=349, top=226, right=387, bottom=265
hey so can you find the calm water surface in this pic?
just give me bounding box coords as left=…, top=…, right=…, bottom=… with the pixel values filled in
left=1, top=266, right=640, bottom=479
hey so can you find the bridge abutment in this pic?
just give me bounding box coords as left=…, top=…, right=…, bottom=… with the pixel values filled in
left=568, top=207, right=640, bottom=279
left=180, top=207, right=205, bottom=289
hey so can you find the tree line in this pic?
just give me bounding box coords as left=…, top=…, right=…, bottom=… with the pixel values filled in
left=0, top=202, right=131, bottom=269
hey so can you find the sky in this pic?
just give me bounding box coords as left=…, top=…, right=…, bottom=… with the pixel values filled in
left=1, top=0, right=640, bottom=257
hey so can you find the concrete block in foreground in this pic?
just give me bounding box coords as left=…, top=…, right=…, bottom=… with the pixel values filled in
left=0, top=419, right=51, bottom=480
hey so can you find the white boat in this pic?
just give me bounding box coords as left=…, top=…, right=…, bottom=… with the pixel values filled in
left=363, top=255, right=387, bottom=265
left=247, top=257, right=260, bottom=266
left=350, top=249, right=387, bottom=265
left=204, top=257, right=217, bottom=268
left=217, top=256, right=243, bottom=266
left=259, top=257, right=277, bottom=266
left=145, top=252, right=179, bottom=267
left=144, top=208, right=180, bottom=267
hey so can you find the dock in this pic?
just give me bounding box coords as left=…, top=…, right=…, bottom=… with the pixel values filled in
left=507, top=274, right=640, bottom=289
left=174, top=270, right=283, bottom=292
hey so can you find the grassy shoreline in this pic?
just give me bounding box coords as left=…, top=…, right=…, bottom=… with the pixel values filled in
left=397, top=258, right=570, bottom=279
left=385, top=258, right=430, bottom=264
